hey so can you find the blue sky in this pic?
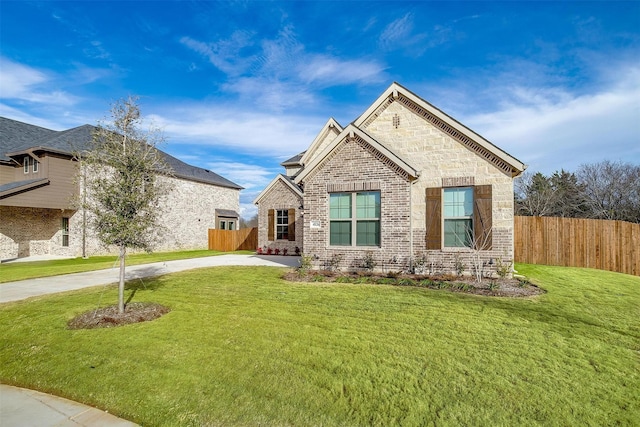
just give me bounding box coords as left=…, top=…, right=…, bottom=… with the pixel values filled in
left=1, top=1, right=639, bottom=219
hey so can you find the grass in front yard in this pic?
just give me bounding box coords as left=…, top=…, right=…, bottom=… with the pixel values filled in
left=0, top=249, right=253, bottom=283
left=1, top=264, right=638, bottom=426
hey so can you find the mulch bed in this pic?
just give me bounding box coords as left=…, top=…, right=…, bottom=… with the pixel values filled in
left=68, top=302, right=170, bottom=330
left=283, top=270, right=544, bottom=298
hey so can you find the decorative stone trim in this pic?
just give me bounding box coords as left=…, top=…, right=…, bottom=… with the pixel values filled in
left=442, top=177, right=475, bottom=187
left=327, top=181, right=381, bottom=193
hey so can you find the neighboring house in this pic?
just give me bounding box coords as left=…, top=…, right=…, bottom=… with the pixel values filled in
left=0, top=117, right=242, bottom=260
left=254, top=83, right=526, bottom=274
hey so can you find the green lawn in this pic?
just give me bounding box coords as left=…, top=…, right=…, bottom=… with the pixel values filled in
left=1, top=264, right=638, bottom=426
left=0, top=250, right=253, bottom=283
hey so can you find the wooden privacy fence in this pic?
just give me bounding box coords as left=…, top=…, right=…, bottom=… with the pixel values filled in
left=514, top=216, right=640, bottom=276
left=208, top=228, right=258, bottom=252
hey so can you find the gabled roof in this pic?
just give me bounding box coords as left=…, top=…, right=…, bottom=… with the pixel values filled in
left=298, top=118, right=343, bottom=166
left=354, top=82, right=526, bottom=177
left=293, top=124, right=420, bottom=184
left=253, top=174, right=303, bottom=205
left=0, top=116, right=243, bottom=189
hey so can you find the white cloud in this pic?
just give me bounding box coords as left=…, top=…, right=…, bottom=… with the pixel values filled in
left=465, top=65, right=640, bottom=173
left=299, top=55, right=386, bottom=86
left=0, top=57, right=78, bottom=106
left=204, top=160, right=277, bottom=191
left=180, top=31, right=256, bottom=76
left=147, top=104, right=325, bottom=158
left=378, top=13, right=431, bottom=55
left=181, top=25, right=386, bottom=110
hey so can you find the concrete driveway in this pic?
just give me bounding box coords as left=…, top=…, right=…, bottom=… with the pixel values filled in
left=1, top=254, right=300, bottom=304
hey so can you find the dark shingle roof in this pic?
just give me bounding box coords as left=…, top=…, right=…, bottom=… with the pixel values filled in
left=281, top=151, right=305, bottom=166
left=0, top=117, right=57, bottom=161
left=0, top=117, right=242, bottom=189
left=161, top=151, right=242, bottom=189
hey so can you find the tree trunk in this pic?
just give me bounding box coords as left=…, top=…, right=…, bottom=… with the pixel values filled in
left=118, top=245, right=126, bottom=313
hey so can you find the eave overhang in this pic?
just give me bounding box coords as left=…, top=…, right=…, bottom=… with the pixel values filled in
left=0, top=178, right=50, bottom=199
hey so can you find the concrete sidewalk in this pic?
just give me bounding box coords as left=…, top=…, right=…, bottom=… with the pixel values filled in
left=0, top=384, right=138, bottom=426
left=0, top=254, right=300, bottom=426
left=0, top=254, right=300, bottom=303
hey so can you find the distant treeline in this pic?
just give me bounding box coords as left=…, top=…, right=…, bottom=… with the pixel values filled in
left=515, top=160, right=640, bottom=224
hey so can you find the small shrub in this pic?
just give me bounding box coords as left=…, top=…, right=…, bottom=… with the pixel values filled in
left=435, top=281, right=450, bottom=290
left=454, top=254, right=466, bottom=276
left=412, top=253, right=428, bottom=274
left=282, top=248, right=288, bottom=256
left=386, top=270, right=401, bottom=279
left=487, top=282, right=499, bottom=291
left=298, top=254, right=313, bottom=275
left=354, top=276, right=370, bottom=284
left=496, top=257, right=513, bottom=279
left=517, top=277, right=531, bottom=288
left=327, top=253, right=343, bottom=271
left=362, top=251, right=377, bottom=272
left=266, top=248, right=273, bottom=255
left=335, top=276, right=353, bottom=283
left=398, top=278, right=416, bottom=287
left=419, top=279, right=435, bottom=288
left=376, top=277, right=396, bottom=285
left=295, top=246, right=301, bottom=255
left=256, top=247, right=263, bottom=255
left=453, top=282, right=471, bottom=292
left=274, top=248, right=281, bottom=255
left=311, top=274, right=324, bottom=282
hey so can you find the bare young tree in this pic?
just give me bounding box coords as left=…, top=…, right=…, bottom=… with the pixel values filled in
left=577, top=161, right=640, bottom=223
left=79, top=97, right=172, bottom=313
left=240, top=214, right=258, bottom=229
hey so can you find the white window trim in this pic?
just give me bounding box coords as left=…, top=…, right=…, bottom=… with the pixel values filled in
left=276, top=209, right=289, bottom=240
left=443, top=187, right=474, bottom=248
left=23, top=157, right=29, bottom=174
left=33, top=158, right=39, bottom=173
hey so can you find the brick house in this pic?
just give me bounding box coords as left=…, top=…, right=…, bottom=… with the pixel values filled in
left=0, top=117, right=242, bottom=260
left=254, top=83, right=526, bottom=274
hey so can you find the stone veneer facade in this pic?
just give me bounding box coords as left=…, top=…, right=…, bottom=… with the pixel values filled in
left=256, top=178, right=303, bottom=254
left=0, top=174, right=239, bottom=260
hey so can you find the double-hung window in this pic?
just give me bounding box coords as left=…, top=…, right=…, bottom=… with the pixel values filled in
left=443, top=187, right=473, bottom=247
left=329, top=191, right=380, bottom=246
left=33, top=158, right=39, bottom=172
left=23, top=157, right=29, bottom=174
left=276, top=209, right=289, bottom=240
